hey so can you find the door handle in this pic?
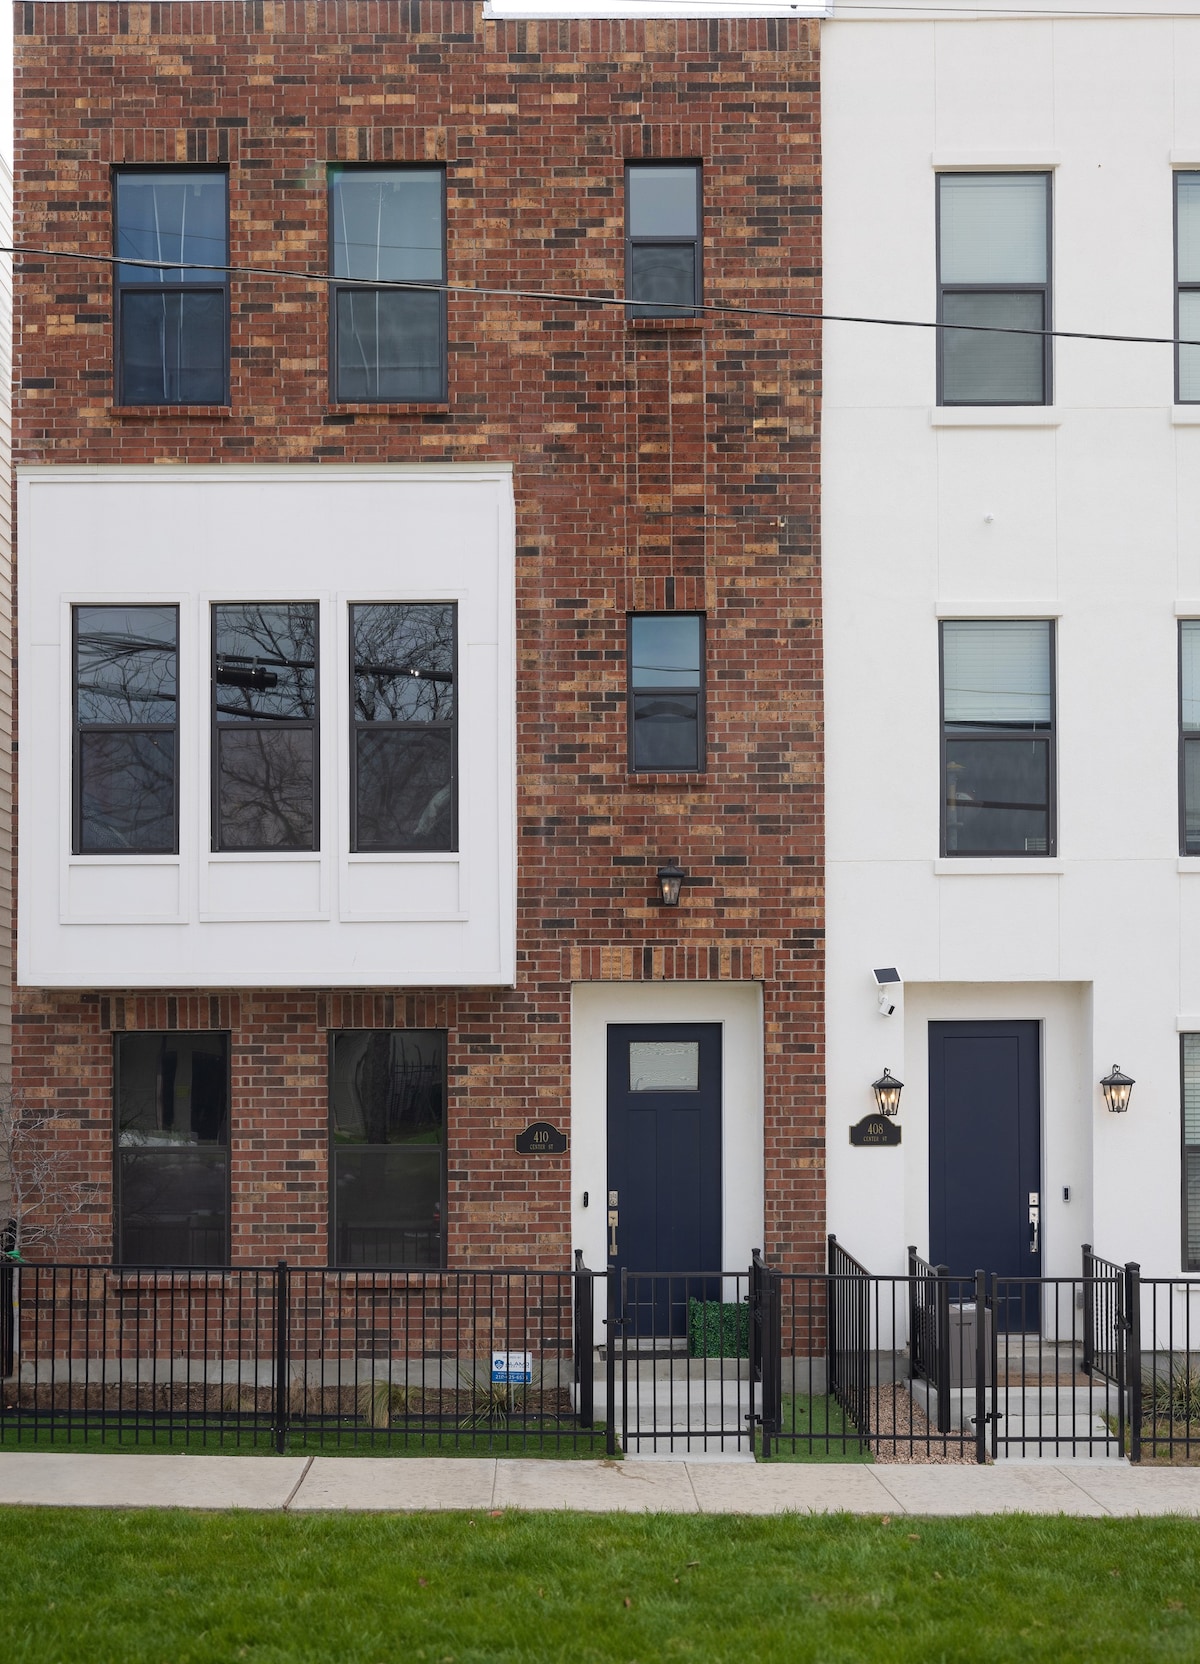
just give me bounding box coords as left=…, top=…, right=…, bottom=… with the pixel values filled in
left=608, top=1209, right=618, bottom=1257
left=1029, top=1208, right=1039, bottom=1255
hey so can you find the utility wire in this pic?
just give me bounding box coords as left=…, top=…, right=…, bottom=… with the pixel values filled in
left=5, top=243, right=1200, bottom=347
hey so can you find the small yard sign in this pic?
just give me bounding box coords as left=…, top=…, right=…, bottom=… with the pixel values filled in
left=491, top=1350, right=533, bottom=1385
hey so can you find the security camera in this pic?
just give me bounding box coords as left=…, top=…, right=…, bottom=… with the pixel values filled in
left=873, top=967, right=901, bottom=1017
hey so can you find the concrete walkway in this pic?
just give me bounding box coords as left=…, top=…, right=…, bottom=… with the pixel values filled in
left=1, top=1452, right=1199, bottom=1515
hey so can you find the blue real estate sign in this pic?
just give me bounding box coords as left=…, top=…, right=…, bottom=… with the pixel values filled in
left=491, top=1350, right=533, bottom=1385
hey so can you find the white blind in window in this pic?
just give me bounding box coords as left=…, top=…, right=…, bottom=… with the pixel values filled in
left=942, top=621, right=1051, bottom=724
left=939, top=174, right=1048, bottom=285
left=1179, top=174, right=1200, bottom=283
left=1184, top=1036, right=1200, bottom=1144
left=1182, top=625, right=1200, bottom=732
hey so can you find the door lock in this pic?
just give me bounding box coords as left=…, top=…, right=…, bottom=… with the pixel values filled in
left=608, top=1191, right=619, bottom=1258
left=1028, top=1191, right=1040, bottom=1256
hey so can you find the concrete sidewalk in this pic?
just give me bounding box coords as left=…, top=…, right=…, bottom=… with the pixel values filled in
left=1, top=1452, right=1199, bottom=1516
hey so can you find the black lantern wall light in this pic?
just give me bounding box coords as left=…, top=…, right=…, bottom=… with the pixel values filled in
left=871, top=1068, right=904, bottom=1118
left=656, top=859, right=686, bottom=907
left=1100, top=1064, right=1135, bottom=1115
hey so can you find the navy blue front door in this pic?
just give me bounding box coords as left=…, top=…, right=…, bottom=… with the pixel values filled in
left=929, top=1020, right=1042, bottom=1329
left=607, top=1023, right=722, bottom=1335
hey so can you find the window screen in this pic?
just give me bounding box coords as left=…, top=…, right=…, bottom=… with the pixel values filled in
left=626, top=164, right=701, bottom=318
left=1178, top=174, right=1200, bottom=402
left=938, top=173, right=1050, bottom=405
left=213, top=603, right=318, bottom=851
left=941, top=620, right=1054, bottom=857
left=330, top=1030, right=446, bottom=1267
left=330, top=168, right=446, bottom=402
left=1180, top=623, right=1200, bottom=854
left=115, top=171, right=228, bottom=405
left=74, top=605, right=178, bottom=854
left=115, top=1032, right=229, bottom=1267
left=628, top=614, right=704, bottom=771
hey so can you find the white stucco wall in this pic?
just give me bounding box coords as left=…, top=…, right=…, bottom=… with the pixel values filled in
left=824, top=11, right=1200, bottom=1276
left=17, top=465, right=516, bottom=988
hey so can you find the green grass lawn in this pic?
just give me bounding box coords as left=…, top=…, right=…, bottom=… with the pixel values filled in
left=1, top=1509, right=1198, bottom=1662
left=759, top=1394, right=873, bottom=1463
left=0, top=1420, right=614, bottom=1459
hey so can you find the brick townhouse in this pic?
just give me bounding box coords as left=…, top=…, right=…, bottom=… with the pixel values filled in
left=10, top=0, right=823, bottom=1301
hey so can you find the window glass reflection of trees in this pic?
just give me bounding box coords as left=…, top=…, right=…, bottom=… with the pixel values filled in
left=116, top=1032, right=228, bottom=1266
left=330, top=1030, right=446, bottom=1267
left=351, top=603, right=456, bottom=852
left=75, top=605, right=177, bottom=853
left=213, top=602, right=318, bottom=850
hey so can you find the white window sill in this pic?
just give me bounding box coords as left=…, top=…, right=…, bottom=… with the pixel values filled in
left=936, top=600, right=1061, bottom=620
left=1178, top=858, right=1200, bottom=873
left=1172, top=408, right=1200, bottom=426
left=931, top=408, right=1061, bottom=429
left=934, top=858, right=1063, bottom=876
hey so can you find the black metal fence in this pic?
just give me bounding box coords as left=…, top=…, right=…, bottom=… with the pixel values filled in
left=3, top=1245, right=1200, bottom=1461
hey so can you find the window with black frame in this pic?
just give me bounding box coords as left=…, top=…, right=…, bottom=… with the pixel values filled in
left=330, top=167, right=446, bottom=402
left=115, top=1032, right=229, bottom=1267
left=941, top=620, right=1054, bottom=857
left=212, top=603, right=318, bottom=851
left=937, top=172, right=1051, bottom=406
left=1179, top=622, right=1200, bottom=853
left=626, top=163, right=701, bottom=318
left=1183, top=1036, right=1200, bottom=1270
left=114, top=170, right=228, bottom=405
left=330, top=1030, right=446, bottom=1267
left=351, top=603, right=456, bottom=851
left=1177, top=173, right=1200, bottom=402
left=74, top=605, right=178, bottom=854
left=628, top=614, right=704, bottom=772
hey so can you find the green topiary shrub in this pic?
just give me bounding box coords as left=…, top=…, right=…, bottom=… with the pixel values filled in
left=687, top=1297, right=749, bottom=1359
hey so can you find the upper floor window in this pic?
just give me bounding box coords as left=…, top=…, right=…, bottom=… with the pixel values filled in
left=115, top=1031, right=229, bottom=1267
left=941, top=620, right=1055, bottom=857
left=114, top=170, right=228, bottom=405
left=330, top=167, right=446, bottom=402
left=330, top=1029, right=446, bottom=1267
left=1177, top=174, right=1200, bottom=402
left=351, top=603, right=457, bottom=851
left=1179, top=622, right=1200, bottom=853
left=628, top=614, right=705, bottom=771
left=212, top=603, right=318, bottom=851
left=937, top=173, right=1051, bottom=406
left=74, top=605, right=178, bottom=854
left=626, top=163, right=701, bottom=319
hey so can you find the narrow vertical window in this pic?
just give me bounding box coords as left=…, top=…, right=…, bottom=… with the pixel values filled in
left=330, top=167, right=446, bottom=402
left=1177, top=173, right=1200, bottom=402
left=74, top=605, right=178, bottom=854
left=114, top=170, right=228, bottom=405
left=115, top=1032, right=229, bottom=1267
left=330, top=1030, right=446, bottom=1267
left=941, top=620, right=1054, bottom=857
left=1183, top=1036, right=1200, bottom=1271
left=625, top=163, right=701, bottom=319
left=213, top=603, right=318, bottom=851
left=351, top=603, right=456, bottom=852
left=628, top=614, right=704, bottom=772
left=1180, top=622, right=1200, bottom=853
left=937, top=173, right=1051, bottom=405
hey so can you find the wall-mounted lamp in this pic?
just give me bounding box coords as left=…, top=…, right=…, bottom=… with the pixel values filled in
left=656, top=859, right=686, bottom=907
left=1100, top=1064, right=1135, bottom=1115
left=871, top=1067, right=904, bottom=1118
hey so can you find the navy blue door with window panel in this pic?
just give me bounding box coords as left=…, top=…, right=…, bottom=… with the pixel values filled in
left=607, top=1024, right=721, bottom=1336
left=929, top=1020, right=1041, bottom=1330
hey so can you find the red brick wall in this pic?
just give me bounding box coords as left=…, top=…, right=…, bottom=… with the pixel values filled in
left=12, top=2, right=824, bottom=1271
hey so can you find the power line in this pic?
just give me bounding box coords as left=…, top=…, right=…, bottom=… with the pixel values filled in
left=5, top=243, right=1199, bottom=348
